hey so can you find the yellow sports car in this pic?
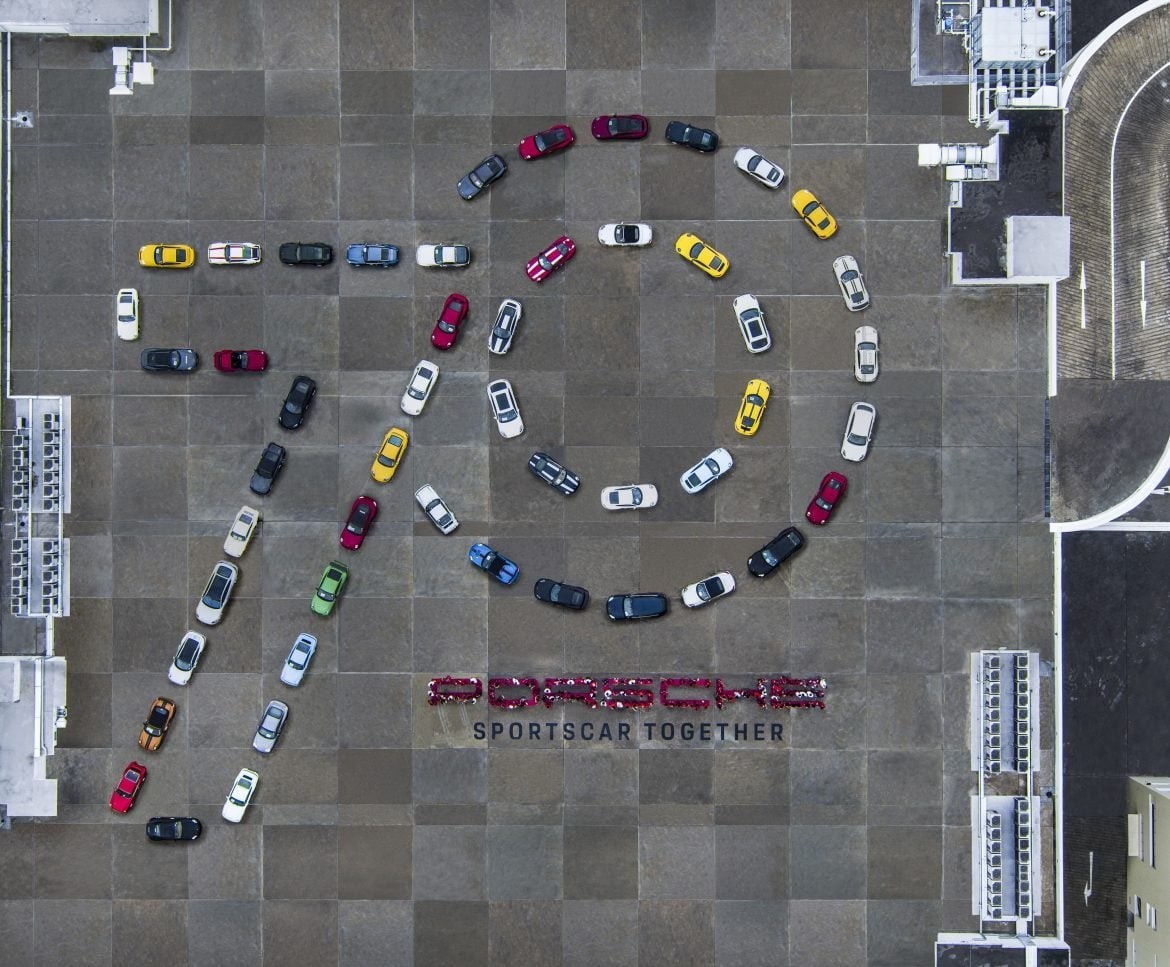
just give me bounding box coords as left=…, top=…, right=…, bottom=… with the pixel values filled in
left=674, top=232, right=729, bottom=278
left=370, top=426, right=409, bottom=483
left=735, top=378, right=771, bottom=437
left=138, top=244, right=196, bottom=269
left=791, top=189, right=837, bottom=239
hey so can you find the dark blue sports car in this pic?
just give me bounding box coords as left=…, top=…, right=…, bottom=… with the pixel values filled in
left=346, top=243, right=399, bottom=267
left=468, top=542, right=519, bottom=585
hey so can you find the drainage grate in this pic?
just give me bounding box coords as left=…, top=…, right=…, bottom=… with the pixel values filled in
left=1043, top=397, right=1052, bottom=518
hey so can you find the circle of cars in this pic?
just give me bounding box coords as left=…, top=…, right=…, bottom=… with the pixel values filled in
left=111, top=115, right=881, bottom=831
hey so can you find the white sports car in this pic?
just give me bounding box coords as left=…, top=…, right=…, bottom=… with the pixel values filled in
left=600, top=484, right=659, bottom=510
left=598, top=223, right=652, bottom=247
left=207, top=242, right=262, bottom=265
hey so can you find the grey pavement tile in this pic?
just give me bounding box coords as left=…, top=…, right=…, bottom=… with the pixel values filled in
left=865, top=145, right=946, bottom=220
left=263, top=825, right=339, bottom=899
left=639, top=749, right=713, bottom=805
left=866, top=220, right=946, bottom=296
left=717, top=70, right=792, bottom=116
left=35, top=824, right=112, bottom=898
left=563, top=900, right=638, bottom=967
left=867, top=899, right=942, bottom=966
left=564, top=825, right=638, bottom=899
left=865, top=674, right=942, bottom=751
left=267, top=71, right=340, bottom=117
left=638, top=900, right=715, bottom=967
left=641, top=149, right=716, bottom=221
left=339, top=899, right=413, bottom=966
left=495, top=1, right=568, bottom=68
left=39, top=221, right=113, bottom=295
left=715, top=0, right=791, bottom=69
left=486, top=901, right=564, bottom=962
left=941, top=531, right=1019, bottom=598
left=640, top=826, right=715, bottom=899
left=186, top=899, right=260, bottom=964
left=414, top=825, right=486, bottom=900
left=566, top=69, right=641, bottom=114
left=564, top=748, right=637, bottom=805
left=715, top=598, right=791, bottom=672
left=262, top=899, right=339, bottom=967
left=113, top=899, right=187, bottom=962
left=941, top=447, right=1019, bottom=523
left=487, top=825, right=563, bottom=900
left=790, top=825, right=867, bottom=900
left=792, top=70, right=866, bottom=116
left=867, top=826, right=942, bottom=900
left=715, top=826, right=788, bottom=900
left=0, top=825, right=35, bottom=900
left=788, top=899, right=867, bottom=967
left=188, top=145, right=264, bottom=218
left=338, top=750, right=412, bottom=805
left=188, top=1, right=263, bottom=70
left=868, top=751, right=943, bottom=816
left=54, top=674, right=108, bottom=747
left=715, top=900, right=788, bottom=967
left=113, top=824, right=189, bottom=900
left=487, top=749, right=565, bottom=804
left=33, top=899, right=112, bottom=967
left=789, top=749, right=866, bottom=825
left=190, top=71, right=265, bottom=117
left=643, top=0, right=715, bottom=67
left=864, top=526, right=941, bottom=598
left=39, top=144, right=114, bottom=218
left=413, top=748, right=488, bottom=804
left=865, top=598, right=943, bottom=673
left=567, top=0, right=641, bottom=69
left=335, top=674, right=412, bottom=748
left=414, top=900, right=488, bottom=966
left=865, top=448, right=943, bottom=523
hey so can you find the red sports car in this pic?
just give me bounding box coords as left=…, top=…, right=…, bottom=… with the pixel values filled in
left=109, top=761, right=148, bottom=814
left=213, top=349, right=268, bottom=372
left=518, top=124, right=575, bottom=160
left=430, top=293, right=469, bottom=350
left=526, top=236, right=576, bottom=283
left=590, top=114, right=649, bottom=140
left=340, top=495, right=378, bottom=550
left=805, top=471, right=848, bottom=525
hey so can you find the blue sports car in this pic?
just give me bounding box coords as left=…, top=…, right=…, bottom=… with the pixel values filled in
left=346, top=243, right=399, bottom=267
left=468, top=542, right=520, bottom=585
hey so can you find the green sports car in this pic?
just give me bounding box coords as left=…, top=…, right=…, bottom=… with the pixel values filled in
left=311, top=560, right=350, bottom=617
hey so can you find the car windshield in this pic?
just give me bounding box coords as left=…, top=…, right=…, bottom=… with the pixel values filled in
left=176, top=641, right=198, bottom=667
left=747, top=395, right=763, bottom=406
left=688, top=242, right=704, bottom=259
left=841, top=270, right=858, bottom=282
left=205, top=575, right=229, bottom=603
left=761, top=547, right=778, bottom=566
left=709, top=257, right=724, bottom=270
left=438, top=321, right=456, bottom=333
left=747, top=155, right=762, bottom=172
left=612, top=117, right=638, bottom=133
left=704, top=458, right=721, bottom=474
left=618, top=225, right=637, bottom=243
left=815, top=497, right=832, bottom=511
left=629, top=488, right=642, bottom=504
left=537, top=255, right=553, bottom=271
left=847, top=431, right=867, bottom=445
left=697, top=583, right=712, bottom=601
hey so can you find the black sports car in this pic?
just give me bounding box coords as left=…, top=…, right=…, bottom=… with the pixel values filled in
left=747, top=526, right=805, bottom=577
left=457, top=153, right=507, bottom=200
left=249, top=441, right=287, bottom=496
left=278, top=242, right=333, bottom=266
left=278, top=375, right=317, bottom=430
left=664, top=120, right=719, bottom=153
left=140, top=348, right=198, bottom=372
left=534, top=578, right=589, bottom=611
left=146, top=816, right=203, bottom=841
left=527, top=452, right=580, bottom=496
left=605, top=592, right=668, bottom=621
